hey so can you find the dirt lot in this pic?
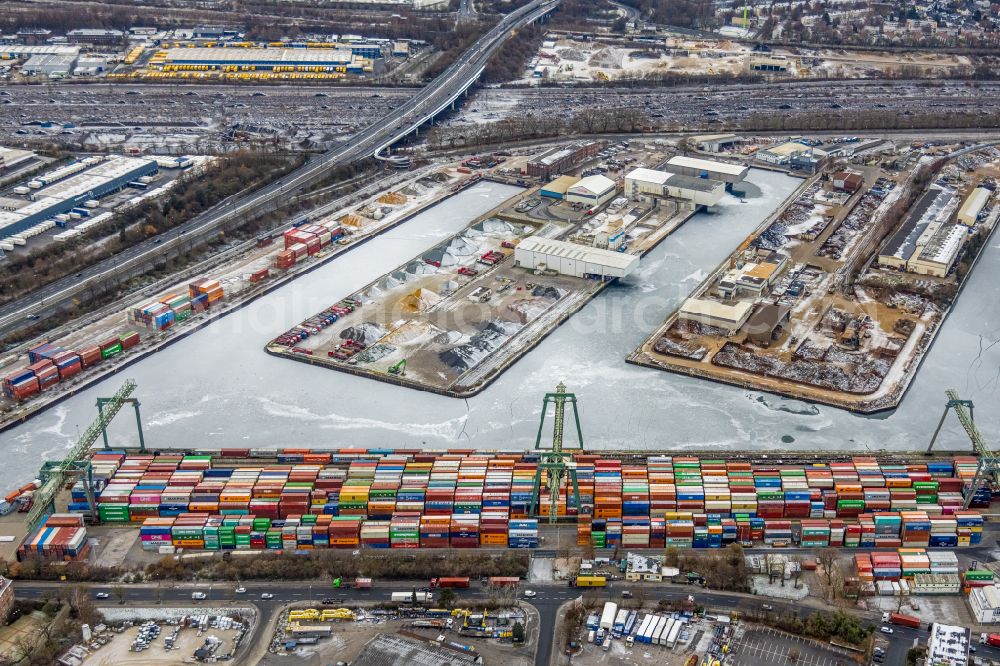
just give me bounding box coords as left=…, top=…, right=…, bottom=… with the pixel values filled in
left=83, top=624, right=243, bottom=666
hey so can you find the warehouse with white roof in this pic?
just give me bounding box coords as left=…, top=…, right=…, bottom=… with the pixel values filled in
left=514, top=236, right=639, bottom=279
left=663, top=155, right=749, bottom=185
left=565, top=174, right=618, bottom=208
left=625, top=167, right=726, bottom=206
left=678, top=298, right=753, bottom=335
left=957, top=186, right=991, bottom=225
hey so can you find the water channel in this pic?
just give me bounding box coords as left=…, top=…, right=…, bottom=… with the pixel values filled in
left=3, top=171, right=998, bottom=484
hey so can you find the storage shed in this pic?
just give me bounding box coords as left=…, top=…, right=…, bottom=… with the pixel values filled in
left=566, top=175, right=618, bottom=208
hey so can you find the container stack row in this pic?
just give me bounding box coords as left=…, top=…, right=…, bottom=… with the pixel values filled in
left=17, top=514, right=88, bottom=562
left=58, top=451, right=994, bottom=555
left=2, top=334, right=139, bottom=402
left=276, top=221, right=345, bottom=270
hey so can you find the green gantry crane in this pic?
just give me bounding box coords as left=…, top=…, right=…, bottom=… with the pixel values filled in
left=25, top=379, right=145, bottom=533
left=529, top=382, right=583, bottom=523
left=926, top=389, right=995, bottom=509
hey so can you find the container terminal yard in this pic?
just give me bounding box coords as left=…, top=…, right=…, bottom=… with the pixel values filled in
left=2, top=379, right=1000, bottom=666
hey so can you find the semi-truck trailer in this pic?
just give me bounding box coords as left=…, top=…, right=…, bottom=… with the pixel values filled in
left=487, top=577, right=520, bottom=588
left=430, top=577, right=470, bottom=588
left=391, top=591, right=433, bottom=603
left=355, top=578, right=372, bottom=589
left=888, top=613, right=922, bottom=629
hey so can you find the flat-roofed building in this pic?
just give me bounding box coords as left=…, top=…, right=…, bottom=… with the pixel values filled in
left=756, top=141, right=811, bottom=166
left=678, top=298, right=754, bottom=335
left=663, top=155, right=748, bottom=184
left=969, top=585, right=1000, bottom=623
left=692, top=133, right=740, bottom=153
left=957, top=186, right=990, bottom=226
left=515, top=236, right=639, bottom=279
left=66, top=28, right=125, bottom=45
left=158, top=47, right=368, bottom=73
left=926, top=623, right=969, bottom=666
left=0, top=147, right=36, bottom=171
left=625, top=168, right=725, bottom=206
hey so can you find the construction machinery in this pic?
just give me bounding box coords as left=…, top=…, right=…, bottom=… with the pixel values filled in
left=926, top=389, right=995, bottom=508
left=529, top=382, right=583, bottom=523
left=24, top=379, right=145, bottom=533
left=388, top=359, right=407, bottom=376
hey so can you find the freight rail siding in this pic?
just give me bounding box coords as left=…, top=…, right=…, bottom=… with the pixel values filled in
left=22, top=449, right=989, bottom=559
left=0, top=169, right=488, bottom=436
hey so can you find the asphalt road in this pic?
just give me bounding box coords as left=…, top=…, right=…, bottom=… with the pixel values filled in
left=13, top=577, right=954, bottom=666
left=0, top=0, right=560, bottom=340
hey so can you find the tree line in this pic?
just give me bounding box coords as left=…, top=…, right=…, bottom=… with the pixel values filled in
left=0, top=152, right=295, bottom=310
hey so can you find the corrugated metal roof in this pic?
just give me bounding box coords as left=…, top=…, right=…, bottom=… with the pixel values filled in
left=666, top=155, right=748, bottom=177
left=517, top=235, right=638, bottom=271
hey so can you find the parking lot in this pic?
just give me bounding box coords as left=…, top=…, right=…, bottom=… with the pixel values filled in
left=0, top=84, right=415, bottom=153
left=728, top=627, right=854, bottom=666
left=446, top=79, right=1000, bottom=130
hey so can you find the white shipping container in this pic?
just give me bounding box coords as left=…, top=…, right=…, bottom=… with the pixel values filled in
left=599, top=602, right=618, bottom=630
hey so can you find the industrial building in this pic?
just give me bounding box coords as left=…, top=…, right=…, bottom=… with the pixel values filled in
left=715, top=251, right=788, bottom=300
left=0, top=44, right=79, bottom=59
left=21, top=53, right=77, bottom=77
left=755, top=141, right=812, bottom=166
left=540, top=175, right=578, bottom=199
left=565, top=175, right=618, bottom=208
left=155, top=47, right=370, bottom=73
left=879, top=186, right=962, bottom=277
left=692, top=134, right=741, bottom=153
left=832, top=171, right=864, bottom=194
left=66, top=29, right=125, bottom=45
left=907, top=223, right=966, bottom=278
left=0, top=156, right=158, bottom=239
left=662, top=155, right=748, bottom=185
left=526, top=141, right=601, bottom=179
left=926, top=624, right=970, bottom=666
left=678, top=298, right=754, bottom=335
left=957, top=186, right=991, bottom=225
left=0, top=147, right=36, bottom=171
left=969, top=585, right=1000, bottom=623
left=514, top=236, right=639, bottom=279
left=624, top=168, right=726, bottom=206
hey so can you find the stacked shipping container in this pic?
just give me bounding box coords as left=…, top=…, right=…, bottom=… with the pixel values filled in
left=64, top=451, right=992, bottom=555
left=2, top=334, right=140, bottom=402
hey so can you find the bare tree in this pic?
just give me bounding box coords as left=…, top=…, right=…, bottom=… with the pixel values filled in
left=817, top=548, right=839, bottom=585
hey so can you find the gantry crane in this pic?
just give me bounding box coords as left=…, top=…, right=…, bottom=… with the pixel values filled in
left=25, top=379, right=145, bottom=533
left=926, top=389, right=996, bottom=509
left=529, top=382, right=583, bottom=523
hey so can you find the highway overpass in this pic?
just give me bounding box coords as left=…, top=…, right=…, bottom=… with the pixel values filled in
left=0, top=0, right=560, bottom=341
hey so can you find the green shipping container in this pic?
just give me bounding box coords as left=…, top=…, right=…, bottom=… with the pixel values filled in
left=101, top=343, right=123, bottom=359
